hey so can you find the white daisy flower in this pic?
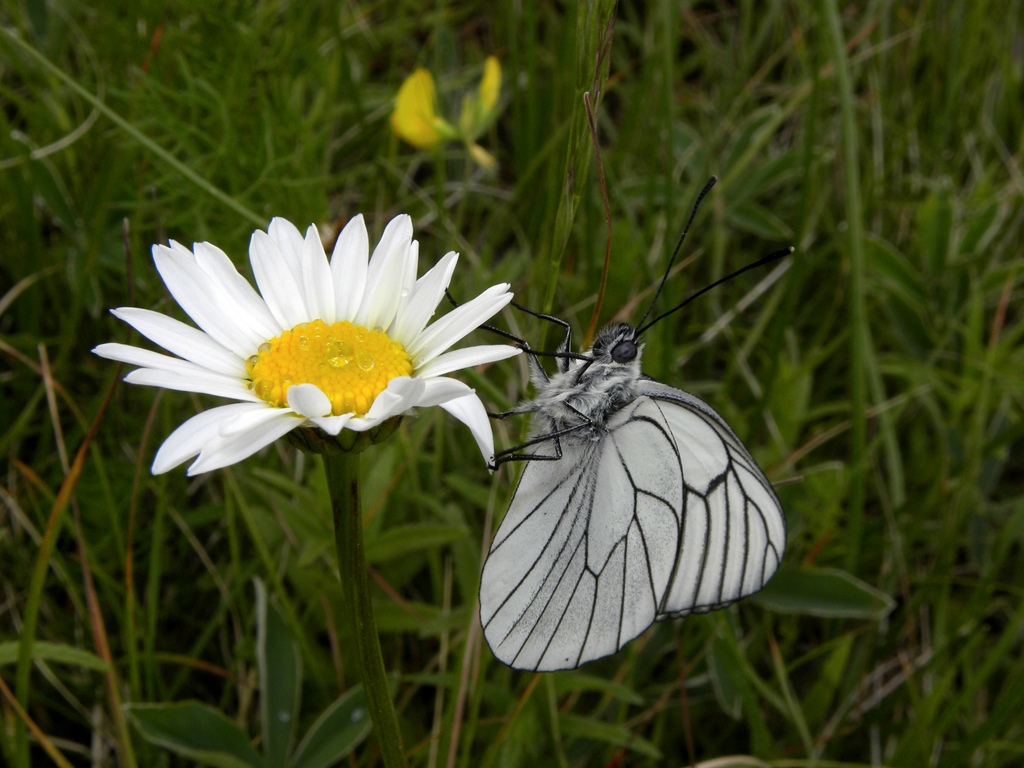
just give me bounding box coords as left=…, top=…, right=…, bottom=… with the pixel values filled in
left=94, top=214, right=520, bottom=475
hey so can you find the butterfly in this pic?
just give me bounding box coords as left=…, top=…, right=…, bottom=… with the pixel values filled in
left=479, top=180, right=789, bottom=671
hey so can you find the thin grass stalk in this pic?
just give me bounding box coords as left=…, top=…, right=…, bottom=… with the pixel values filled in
left=768, top=634, right=814, bottom=761
left=427, top=556, right=452, bottom=768
left=224, top=473, right=317, bottom=666
left=480, top=673, right=542, bottom=768
left=124, top=393, right=161, bottom=699
left=541, top=0, right=617, bottom=347
left=12, top=376, right=117, bottom=766
left=143, top=474, right=168, bottom=698
left=447, top=592, right=480, bottom=768
left=323, top=452, right=407, bottom=768
left=453, top=481, right=499, bottom=768
left=73, top=507, right=138, bottom=767
left=11, top=543, right=60, bottom=767
left=0, top=676, right=76, bottom=768
left=544, top=674, right=569, bottom=768
left=581, top=91, right=612, bottom=348
left=821, top=2, right=869, bottom=571
left=659, top=0, right=676, bottom=283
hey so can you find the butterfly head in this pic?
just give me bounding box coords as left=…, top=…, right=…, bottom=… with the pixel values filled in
left=589, top=322, right=642, bottom=366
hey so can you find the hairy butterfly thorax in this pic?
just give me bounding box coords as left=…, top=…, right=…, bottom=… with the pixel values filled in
left=522, top=322, right=645, bottom=438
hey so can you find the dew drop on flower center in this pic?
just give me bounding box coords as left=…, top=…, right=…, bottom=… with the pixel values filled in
left=246, top=319, right=413, bottom=416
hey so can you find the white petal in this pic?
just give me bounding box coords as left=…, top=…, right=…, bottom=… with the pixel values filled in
left=110, top=308, right=246, bottom=377
left=152, top=403, right=265, bottom=473
left=268, top=216, right=304, bottom=245
left=345, top=376, right=425, bottom=431
left=367, top=215, right=413, bottom=287
left=356, top=217, right=413, bottom=330
left=417, top=376, right=476, bottom=407
left=95, top=341, right=254, bottom=402
left=414, top=343, right=521, bottom=379
left=331, top=215, right=369, bottom=321
left=124, top=367, right=258, bottom=401
left=286, top=383, right=332, bottom=418
left=152, top=245, right=266, bottom=357
left=218, top=401, right=295, bottom=436
left=437, top=389, right=495, bottom=464
left=249, top=230, right=308, bottom=329
left=395, top=239, right=420, bottom=316
left=167, top=239, right=193, bottom=257
left=192, top=241, right=279, bottom=340
left=390, top=252, right=458, bottom=346
left=302, top=224, right=336, bottom=323
left=187, top=407, right=301, bottom=475
left=95, top=341, right=231, bottom=376
left=308, top=412, right=356, bottom=435
left=268, top=218, right=306, bottom=277
left=406, top=283, right=513, bottom=365
left=93, top=341, right=156, bottom=366
left=366, top=375, right=426, bottom=419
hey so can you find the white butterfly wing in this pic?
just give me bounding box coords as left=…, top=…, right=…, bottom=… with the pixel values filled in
left=480, top=399, right=681, bottom=671
left=480, top=385, right=784, bottom=671
left=639, top=381, right=785, bottom=617
left=479, top=444, right=598, bottom=670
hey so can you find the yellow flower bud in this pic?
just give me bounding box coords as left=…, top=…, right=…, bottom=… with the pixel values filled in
left=479, top=56, right=501, bottom=112
left=466, top=142, right=497, bottom=171
left=459, top=57, right=502, bottom=141
left=390, top=68, right=456, bottom=149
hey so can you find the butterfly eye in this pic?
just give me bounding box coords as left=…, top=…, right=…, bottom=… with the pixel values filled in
left=610, top=339, right=637, bottom=363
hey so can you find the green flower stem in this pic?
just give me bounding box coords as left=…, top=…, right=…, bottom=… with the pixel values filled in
left=323, top=452, right=407, bottom=768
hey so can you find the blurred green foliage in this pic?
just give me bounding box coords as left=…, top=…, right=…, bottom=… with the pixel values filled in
left=2, top=1, right=1023, bottom=766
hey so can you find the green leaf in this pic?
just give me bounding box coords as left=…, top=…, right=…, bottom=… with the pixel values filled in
left=551, top=672, right=645, bottom=706
left=124, top=702, right=264, bottom=768
left=0, top=640, right=109, bottom=671
left=255, top=578, right=301, bottom=767
left=867, top=233, right=928, bottom=306
left=364, top=523, right=470, bottom=563
left=958, top=197, right=1001, bottom=257
left=707, top=635, right=742, bottom=719
left=27, top=157, right=78, bottom=232
left=721, top=105, right=789, bottom=191
left=288, top=686, right=372, bottom=768
left=885, top=294, right=934, bottom=358
left=765, top=354, right=813, bottom=449
left=371, top=599, right=452, bottom=634
left=559, top=713, right=662, bottom=759
left=443, top=473, right=493, bottom=512
left=916, top=183, right=953, bottom=276
left=724, top=200, right=793, bottom=240
left=751, top=567, right=895, bottom=619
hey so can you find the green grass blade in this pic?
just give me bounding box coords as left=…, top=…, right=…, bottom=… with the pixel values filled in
left=821, top=0, right=870, bottom=572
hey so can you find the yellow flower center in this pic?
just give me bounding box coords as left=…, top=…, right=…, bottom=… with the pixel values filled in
left=247, top=320, right=413, bottom=416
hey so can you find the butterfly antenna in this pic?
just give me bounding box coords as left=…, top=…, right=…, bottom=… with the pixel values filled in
left=443, top=290, right=589, bottom=364
left=507, top=300, right=590, bottom=364
left=635, top=175, right=718, bottom=333
left=582, top=90, right=613, bottom=349
left=636, top=246, right=794, bottom=335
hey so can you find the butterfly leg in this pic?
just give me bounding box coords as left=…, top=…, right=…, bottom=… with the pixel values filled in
left=489, top=422, right=595, bottom=469
left=506, top=301, right=578, bottom=375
